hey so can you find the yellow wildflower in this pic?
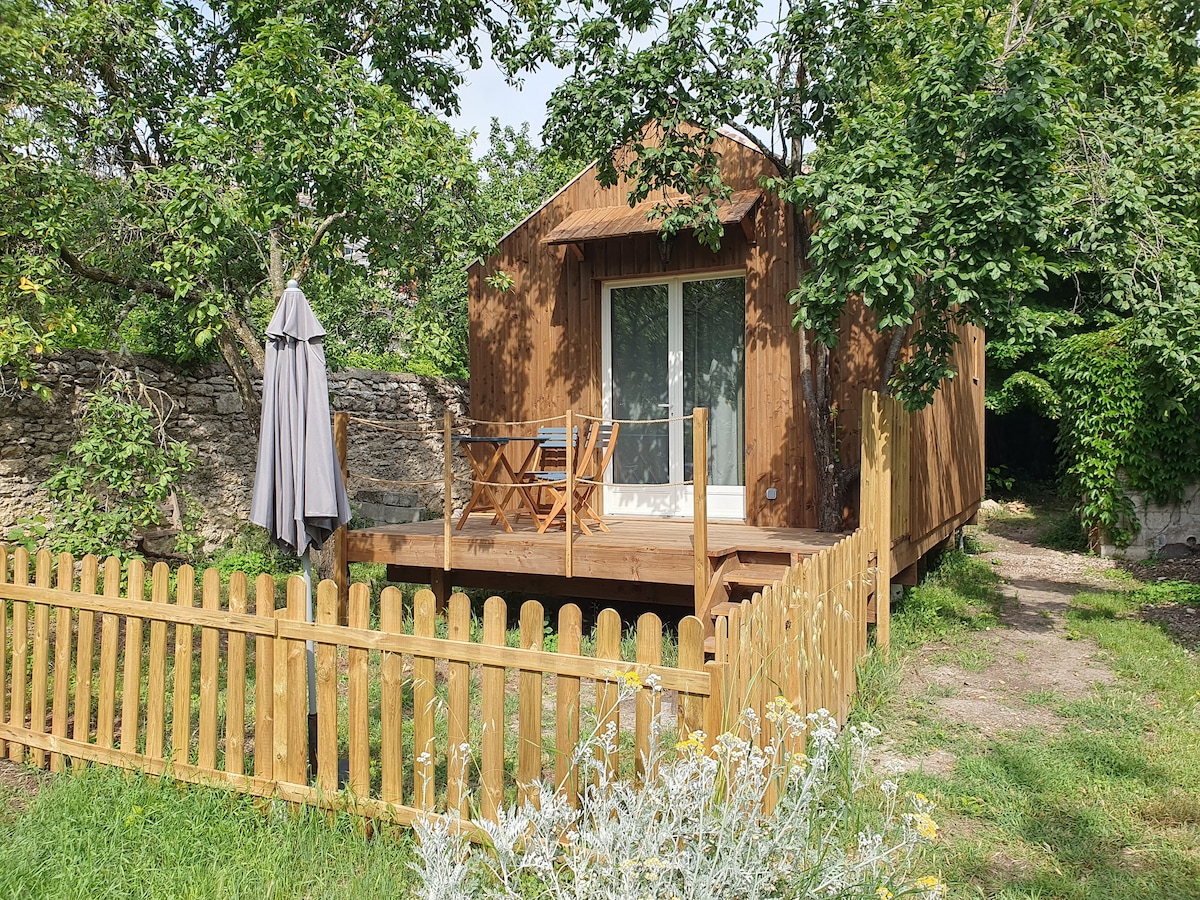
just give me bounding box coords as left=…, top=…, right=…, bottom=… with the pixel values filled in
left=621, top=670, right=642, bottom=691
left=913, top=812, right=939, bottom=842
left=876, top=887, right=894, bottom=900
left=915, top=875, right=946, bottom=897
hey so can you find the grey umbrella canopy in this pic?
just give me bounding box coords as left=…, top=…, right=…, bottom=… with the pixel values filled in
left=250, top=279, right=351, bottom=555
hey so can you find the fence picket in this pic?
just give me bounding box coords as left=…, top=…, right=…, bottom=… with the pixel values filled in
left=29, top=551, right=52, bottom=768
left=0, top=545, right=8, bottom=758
left=380, top=585, right=404, bottom=806
left=50, top=552, right=74, bottom=772
left=634, top=613, right=661, bottom=783
left=517, top=599, right=544, bottom=807
left=225, top=572, right=247, bottom=776
left=413, top=589, right=437, bottom=811
left=254, top=573, right=275, bottom=779
left=145, top=562, right=170, bottom=761
left=316, top=580, right=339, bottom=794
left=480, top=595, right=506, bottom=822
left=446, top=592, right=471, bottom=816
left=70, top=558, right=98, bottom=763
left=676, top=616, right=705, bottom=740
left=347, top=583, right=370, bottom=798
left=120, top=559, right=146, bottom=756
left=285, top=576, right=307, bottom=786
left=95, top=557, right=122, bottom=749
left=555, top=603, right=582, bottom=805
left=594, top=608, right=621, bottom=781
left=9, top=547, right=29, bottom=763
left=198, top=568, right=221, bottom=770
left=172, top=565, right=196, bottom=763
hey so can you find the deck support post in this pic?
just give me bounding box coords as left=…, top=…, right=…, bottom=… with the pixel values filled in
left=565, top=409, right=574, bottom=578
left=692, top=407, right=708, bottom=620
left=443, top=410, right=453, bottom=574
left=430, top=568, right=449, bottom=615
left=333, top=411, right=350, bottom=625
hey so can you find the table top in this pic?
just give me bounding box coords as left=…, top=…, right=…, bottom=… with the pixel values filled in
left=454, top=435, right=545, bottom=444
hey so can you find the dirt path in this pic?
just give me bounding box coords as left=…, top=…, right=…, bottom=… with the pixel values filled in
left=877, top=528, right=1119, bottom=775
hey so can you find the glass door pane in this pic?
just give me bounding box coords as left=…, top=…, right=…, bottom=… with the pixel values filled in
left=684, top=278, right=745, bottom=486
left=610, top=283, right=670, bottom=485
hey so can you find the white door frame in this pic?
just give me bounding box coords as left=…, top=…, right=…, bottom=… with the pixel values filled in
left=601, top=272, right=746, bottom=521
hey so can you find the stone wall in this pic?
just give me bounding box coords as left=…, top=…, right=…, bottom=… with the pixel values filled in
left=0, top=350, right=469, bottom=548
left=1099, top=484, right=1200, bottom=561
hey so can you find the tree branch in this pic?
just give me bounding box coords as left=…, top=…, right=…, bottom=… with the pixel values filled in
left=58, top=247, right=198, bottom=303
left=881, top=323, right=910, bottom=392
left=291, top=211, right=351, bottom=284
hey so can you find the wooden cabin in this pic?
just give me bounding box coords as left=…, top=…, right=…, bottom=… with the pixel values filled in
left=346, top=130, right=984, bottom=622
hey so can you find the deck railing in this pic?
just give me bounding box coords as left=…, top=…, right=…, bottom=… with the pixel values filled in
left=331, top=407, right=712, bottom=618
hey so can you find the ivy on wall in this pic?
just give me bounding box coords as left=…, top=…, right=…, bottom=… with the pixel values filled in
left=6, top=378, right=196, bottom=559
left=1049, top=325, right=1200, bottom=545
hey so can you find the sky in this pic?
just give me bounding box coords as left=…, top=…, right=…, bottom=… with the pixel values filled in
left=448, top=55, right=566, bottom=155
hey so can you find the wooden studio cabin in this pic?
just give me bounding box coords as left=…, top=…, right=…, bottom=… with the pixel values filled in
left=343, top=129, right=985, bottom=629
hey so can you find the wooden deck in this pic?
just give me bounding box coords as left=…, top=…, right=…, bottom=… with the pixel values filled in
left=346, top=517, right=844, bottom=607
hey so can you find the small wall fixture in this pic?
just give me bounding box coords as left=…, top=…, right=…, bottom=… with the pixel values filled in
left=765, top=487, right=778, bottom=501
left=658, top=235, right=675, bottom=269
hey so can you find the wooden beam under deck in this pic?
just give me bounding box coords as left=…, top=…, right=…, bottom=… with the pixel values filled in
left=347, top=517, right=843, bottom=591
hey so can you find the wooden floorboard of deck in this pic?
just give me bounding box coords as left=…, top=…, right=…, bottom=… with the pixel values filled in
left=346, top=517, right=843, bottom=586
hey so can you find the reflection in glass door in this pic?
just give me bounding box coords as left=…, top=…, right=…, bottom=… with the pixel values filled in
left=603, top=274, right=745, bottom=519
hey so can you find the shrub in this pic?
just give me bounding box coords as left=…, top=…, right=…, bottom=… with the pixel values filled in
left=413, top=691, right=944, bottom=899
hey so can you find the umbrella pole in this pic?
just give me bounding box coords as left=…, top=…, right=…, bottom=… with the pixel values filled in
left=302, top=550, right=318, bottom=780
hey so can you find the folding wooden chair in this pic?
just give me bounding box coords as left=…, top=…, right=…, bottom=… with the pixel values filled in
left=525, top=421, right=620, bottom=535
left=513, top=426, right=577, bottom=526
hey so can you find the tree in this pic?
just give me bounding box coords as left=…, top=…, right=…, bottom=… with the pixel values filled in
left=526, top=0, right=1064, bottom=530
left=983, top=1, right=1200, bottom=538
left=523, top=0, right=1200, bottom=532
left=0, top=0, right=531, bottom=416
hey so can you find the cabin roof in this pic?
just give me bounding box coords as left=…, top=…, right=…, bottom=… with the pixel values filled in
left=542, top=189, right=763, bottom=246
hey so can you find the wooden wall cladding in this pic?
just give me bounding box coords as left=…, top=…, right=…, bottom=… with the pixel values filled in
left=469, top=136, right=984, bottom=534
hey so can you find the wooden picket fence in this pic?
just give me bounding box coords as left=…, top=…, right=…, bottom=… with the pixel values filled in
left=0, top=391, right=904, bottom=828
left=0, top=547, right=723, bottom=828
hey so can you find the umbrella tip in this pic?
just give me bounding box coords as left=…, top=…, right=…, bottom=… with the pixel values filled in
left=287, top=279, right=299, bottom=289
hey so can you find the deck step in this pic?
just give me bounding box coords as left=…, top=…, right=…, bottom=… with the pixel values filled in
left=722, top=563, right=791, bottom=588
left=709, top=601, right=740, bottom=618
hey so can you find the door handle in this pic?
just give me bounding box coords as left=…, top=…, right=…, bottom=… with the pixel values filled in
left=657, top=403, right=671, bottom=409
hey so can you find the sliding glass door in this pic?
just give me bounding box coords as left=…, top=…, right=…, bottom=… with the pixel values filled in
left=603, top=273, right=746, bottom=519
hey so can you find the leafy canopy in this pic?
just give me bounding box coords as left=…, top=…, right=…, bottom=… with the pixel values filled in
left=0, top=0, right=536, bottom=391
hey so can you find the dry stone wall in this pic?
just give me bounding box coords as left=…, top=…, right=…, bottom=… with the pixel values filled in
left=0, top=350, right=469, bottom=548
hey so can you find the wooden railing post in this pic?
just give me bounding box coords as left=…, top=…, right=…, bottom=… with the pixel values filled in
left=692, top=407, right=709, bottom=619
left=862, top=391, right=892, bottom=657
left=565, top=409, right=574, bottom=579
left=442, top=410, right=453, bottom=576
left=333, top=411, right=350, bottom=625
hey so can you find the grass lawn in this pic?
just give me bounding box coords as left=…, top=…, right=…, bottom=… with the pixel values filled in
left=865, top=549, right=1200, bottom=899
left=0, top=767, right=420, bottom=899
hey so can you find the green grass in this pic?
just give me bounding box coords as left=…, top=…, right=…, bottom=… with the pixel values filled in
left=862, top=559, right=1200, bottom=899
left=0, top=768, right=420, bottom=899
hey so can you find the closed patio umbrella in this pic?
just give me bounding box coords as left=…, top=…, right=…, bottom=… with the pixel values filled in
left=250, top=278, right=351, bottom=746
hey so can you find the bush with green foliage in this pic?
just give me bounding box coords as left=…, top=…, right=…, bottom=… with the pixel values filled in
left=1048, top=325, right=1200, bottom=545
left=7, top=378, right=195, bottom=559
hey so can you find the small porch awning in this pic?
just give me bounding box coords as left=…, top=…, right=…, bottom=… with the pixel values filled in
left=542, top=189, right=763, bottom=247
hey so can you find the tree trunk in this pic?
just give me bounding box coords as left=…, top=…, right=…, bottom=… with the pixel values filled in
left=792, top=208, right=845, bottom=532
left=216, top=326, right=262, bottom=430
